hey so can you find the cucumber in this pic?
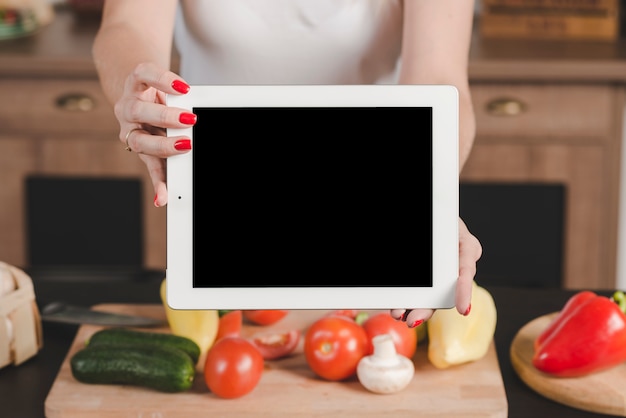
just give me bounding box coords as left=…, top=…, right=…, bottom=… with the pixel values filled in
left=87, top=327, right=201, bottom=364
left=70, top=344, right=195, bottom=393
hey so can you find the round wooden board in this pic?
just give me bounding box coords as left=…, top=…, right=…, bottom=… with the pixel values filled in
left=510, top=313, right=626, bottom=416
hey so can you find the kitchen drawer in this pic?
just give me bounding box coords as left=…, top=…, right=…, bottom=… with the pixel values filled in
left=0, top=79, right=118, bottom=137
left=471, top=83, right=615, bottom=142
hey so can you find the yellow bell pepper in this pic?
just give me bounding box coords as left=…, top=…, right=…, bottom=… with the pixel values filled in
left=159, top=279, right=219, bottom=358
left=427, top=282, right=497, bottom=369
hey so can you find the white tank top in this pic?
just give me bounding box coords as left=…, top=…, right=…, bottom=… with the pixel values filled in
left=174, top=0, right=403, bottom=85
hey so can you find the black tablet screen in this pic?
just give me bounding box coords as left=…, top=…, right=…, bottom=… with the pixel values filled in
left=193, top=107, right=432, bottom=287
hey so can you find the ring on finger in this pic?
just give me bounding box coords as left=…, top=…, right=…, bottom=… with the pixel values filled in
left=124, top=128, right=142, bottom=152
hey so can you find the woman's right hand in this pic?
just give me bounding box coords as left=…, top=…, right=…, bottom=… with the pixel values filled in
left=114, top=62, right=196, bottom=207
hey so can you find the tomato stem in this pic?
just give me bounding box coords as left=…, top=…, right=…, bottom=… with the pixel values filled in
left=355, top=312, right=369, bottom=326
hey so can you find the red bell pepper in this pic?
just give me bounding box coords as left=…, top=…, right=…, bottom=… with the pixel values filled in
left=532, top=290, right=626, bottom=377
left=533, top=290, right=596, bottom=351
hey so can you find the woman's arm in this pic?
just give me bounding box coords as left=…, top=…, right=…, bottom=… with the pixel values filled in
left=93, top=0, right=194, bottom=206
left=93, top=0, right=179, bottom=105
left=392, top=1, right=480, bottom=321
left=399, top=0, right=476, bottom=170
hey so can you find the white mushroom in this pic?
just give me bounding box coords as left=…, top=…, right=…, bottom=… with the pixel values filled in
left=356, top=333, right=415, bottom=394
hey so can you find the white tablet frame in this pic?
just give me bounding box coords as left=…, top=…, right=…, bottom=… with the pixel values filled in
left=166, top=85, right=458, bottom=310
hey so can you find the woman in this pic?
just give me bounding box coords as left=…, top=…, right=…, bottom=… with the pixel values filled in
left=92, top=0, right=481, bottom=326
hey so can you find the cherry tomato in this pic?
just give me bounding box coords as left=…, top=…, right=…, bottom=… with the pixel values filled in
left=215, top=310, right=242, bottom=341
left=243, top=310, right=289, bottom=325
left=250, top=329, right=301, bottom=360
left=361, top=312, right=418, bottom=359
left=304, top=315, right=369, bottom=381
left=204, top=337, right=264, bottom=399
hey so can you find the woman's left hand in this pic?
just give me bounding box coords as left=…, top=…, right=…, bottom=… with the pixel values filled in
left=390, top=217, right=482, bottom=327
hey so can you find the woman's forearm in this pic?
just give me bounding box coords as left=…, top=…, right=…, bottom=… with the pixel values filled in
left=457, top=84, right=476, bottom=171
left=399, top=0, right=476, bottom=172
left=92, top=0, right=178, bottom=105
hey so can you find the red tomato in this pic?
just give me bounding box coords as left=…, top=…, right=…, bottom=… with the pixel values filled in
left=362, top=312, right=418, bottom=359
left=250, top=329, right=301, bottom=360
left=326, top=309, right=359, bottom=319
left=204, top=337, right=264, bottom=399
left=243, top=310, right=289, bottom=325
left=304, top=315, right=369, bottom=381
left=215, top=310, right=242, bottom=341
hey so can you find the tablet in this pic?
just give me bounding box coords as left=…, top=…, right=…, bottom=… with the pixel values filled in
left=166, top=85, right=458, bottom=310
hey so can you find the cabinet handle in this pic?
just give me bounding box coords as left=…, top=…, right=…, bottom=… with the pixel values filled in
left=55, top=93, right=96, bottom=112
left=485, top=97, right=527, bottom=116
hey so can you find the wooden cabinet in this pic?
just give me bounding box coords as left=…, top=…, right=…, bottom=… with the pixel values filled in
left=463, top=81, right=624, bottom=289
left=0, top=77, right=166, bottom=270
left=0, top=12, right=166, bottom=271
left=462, top=23, right=626, bottom=290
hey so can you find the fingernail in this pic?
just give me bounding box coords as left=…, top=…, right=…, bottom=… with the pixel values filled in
left=174, top=139, right=191, bottom=151
left=154, top=194, right=160, bottom=208
left=409, top=319, right=424, bottom=328
left=463, top=304, right=472, bottom=316
left=172, top=80, right=190, bottom=94
left=179, top=112, right=197, bottom=125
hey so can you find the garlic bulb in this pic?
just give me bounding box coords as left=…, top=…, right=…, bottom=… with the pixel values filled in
left=0, top=263, right=15, bottom=344
left=0, top=263, right=15, bottom=297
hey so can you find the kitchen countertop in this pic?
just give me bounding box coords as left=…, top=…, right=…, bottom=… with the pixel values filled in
left=0, top=6, right=102, bottom=78
left=4, top=7, right=626, bottom=82
left=0, top=5, right=177, bottom=78
left=0, top=277, right=618, bottom=418
left=468, top=25, right=626, bottom=82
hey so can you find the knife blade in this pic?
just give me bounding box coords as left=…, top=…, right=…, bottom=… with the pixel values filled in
left=41, top=302, right=166, bottom=327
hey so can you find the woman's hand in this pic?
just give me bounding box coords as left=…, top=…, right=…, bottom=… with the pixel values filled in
left=114, top=62, right=196, bottom=207
left=390, top=217, right=482, bottom=327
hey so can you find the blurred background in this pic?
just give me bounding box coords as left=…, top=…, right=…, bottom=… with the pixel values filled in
left=2, top=0, right=626, bottom=291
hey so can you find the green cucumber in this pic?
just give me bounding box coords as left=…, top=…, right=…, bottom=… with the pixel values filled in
left=70, top=344, right=195, bottom=393
left=87, top=327, right=200, bottom=364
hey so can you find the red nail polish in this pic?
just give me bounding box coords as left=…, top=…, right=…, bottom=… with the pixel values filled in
left=153, top=194, right=159, bottom=207
left=463, top=304, right=472, bottom=316
left=179, top=112, right=197, bottom=125
left=410, top=319, right=424, bottom=328
left=174, top=139, right=192, bottom=150
left=172, top=80, right=190, bottom=94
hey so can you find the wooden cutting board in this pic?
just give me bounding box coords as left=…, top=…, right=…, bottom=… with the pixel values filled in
left=45, top=304, right=508, bottom=418
left=511, top=313, right=626, bottom=416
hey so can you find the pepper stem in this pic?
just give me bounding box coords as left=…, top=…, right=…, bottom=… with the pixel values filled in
left=611, top=291, right=626, bottom=314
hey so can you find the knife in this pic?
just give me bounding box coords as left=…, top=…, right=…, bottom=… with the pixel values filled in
left=40, top=302, right=166, bottom=327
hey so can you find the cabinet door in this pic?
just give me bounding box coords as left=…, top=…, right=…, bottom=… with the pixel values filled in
left=36, top=137, right=166, bottom=271
left=461, top=141, right=613, bottom=290
left=0, top=136, right=37, bottom=266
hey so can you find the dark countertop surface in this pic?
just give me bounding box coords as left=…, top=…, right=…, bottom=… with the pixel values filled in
left=0, top=276, right=618, bottom=418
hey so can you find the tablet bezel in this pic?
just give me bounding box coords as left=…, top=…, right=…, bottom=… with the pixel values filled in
left=166, top=85, right=458, bottom=310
